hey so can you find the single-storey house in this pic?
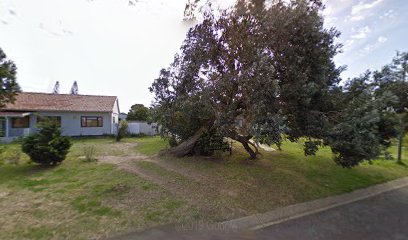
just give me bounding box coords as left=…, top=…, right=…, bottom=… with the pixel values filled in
left=0, top=92, right=120, bottom=142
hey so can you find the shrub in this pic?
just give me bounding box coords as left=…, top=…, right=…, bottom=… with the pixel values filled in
left=194, top=129, right=229, bottom=156
left=168, top=136, right=178, bottom=148
left=83, top=145, right=97, bottom=162
left=22, top=121, right=72, bottom=166
left=116, top=120, right=129, bottom=142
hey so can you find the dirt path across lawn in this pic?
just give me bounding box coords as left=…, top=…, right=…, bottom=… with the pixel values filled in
left=97, top=142, right=247, bottom=218
left=98, top=142, right=209, bottom=183
left=97, top=143, right=168, bottom=185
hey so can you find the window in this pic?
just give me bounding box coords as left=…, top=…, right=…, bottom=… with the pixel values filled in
left=12, top=116, right=30, bottom=128
left=0, top=118, right=5, bottom=137
left=37, top=116, right=61, bottom=126
left=81, top=116, right=103, bottom=127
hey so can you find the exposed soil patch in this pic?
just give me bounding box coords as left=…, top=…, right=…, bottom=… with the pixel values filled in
left=98, top=142, right=209, bottom=183
left=97, top=142, right=162, bottom=185
left=97, top=143, right=246, bottom=219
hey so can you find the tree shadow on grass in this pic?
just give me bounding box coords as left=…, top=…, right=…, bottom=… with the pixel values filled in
left=396, top=161, right=408, bottom=168
left=0, top=163, right=58, bottom=185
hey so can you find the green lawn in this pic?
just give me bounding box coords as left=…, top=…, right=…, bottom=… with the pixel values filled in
left=0, top=135, right=407, bottom=239
left=131, top=136, right=169, bottom=156
left=135, top=136, right=408, bottom=216
left=0, top=138, right=196, bottom=240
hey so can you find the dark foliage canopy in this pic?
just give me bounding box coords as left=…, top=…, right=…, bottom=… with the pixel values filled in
left=151, top=0, right=406, bottom=167
left=151, top=0, right=342, bottom=159
left=325, top=51, right=407, bottom=167
left=127, top=104, right=150, bottom=122
left=0, top=48, right=20, bottom=108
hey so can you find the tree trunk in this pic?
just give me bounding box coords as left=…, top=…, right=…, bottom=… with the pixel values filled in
left=241, top=141, right=257, bottom=159
left=397, top=115, right=404, bottom=164
left=248, top=140, right=260, bottom=154
left=168, top=126, right=208, bottom=157
left=233, top=135, right=258, bottom=159
left=398, top=133, right=403, bottom=164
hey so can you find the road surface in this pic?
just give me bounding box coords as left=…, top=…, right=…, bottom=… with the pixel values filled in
left=110, top=185, right=408, bottom=240
left=257, top=185, right=408, bottom=240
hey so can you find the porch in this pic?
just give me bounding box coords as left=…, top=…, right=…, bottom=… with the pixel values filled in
left=0, top=112, right=33, bottom=142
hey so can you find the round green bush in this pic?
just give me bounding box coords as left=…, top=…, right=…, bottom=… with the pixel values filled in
left=22, top=121, right=72, bottom=165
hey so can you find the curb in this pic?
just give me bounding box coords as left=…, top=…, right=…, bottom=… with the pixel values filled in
left=220, top=177, right=408, bottom=231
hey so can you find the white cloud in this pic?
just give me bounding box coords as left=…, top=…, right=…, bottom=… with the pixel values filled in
left=39, top=21, right=73, bottom=37
left=342, top=26, right=372, bottom=52
left=322, top=0, right=356, bottom=13
left=377, top=36, right=388, bottom=43
left=379, top=9, right=396, bottom=19
left=324, top=14, right=338, bottom=26
left=351, top=26, right=371, bottom=39
left=349, top=15, right=365, bottom=21
left=322, top=5, right=334, bottom=16
left=360, top=36, right=388, bottom=54
left=351, top=0, right=385, bottom=15
left=348, top=0, right=385, bottom=21
left=343, top=39, right=355, bottom=51
left=322, top=4, right=340, bottom=26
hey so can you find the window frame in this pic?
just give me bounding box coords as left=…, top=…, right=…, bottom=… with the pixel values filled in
left=37, top=116, right=62, bottom=127
left=11, top=116, right=30, bottom=128
left=81, top=116, right=103, bottom=128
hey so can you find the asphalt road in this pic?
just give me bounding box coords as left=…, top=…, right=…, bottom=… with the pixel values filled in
left=257, top=185, right=408, bottom=240
left=111, top=185, right=408, bottom=240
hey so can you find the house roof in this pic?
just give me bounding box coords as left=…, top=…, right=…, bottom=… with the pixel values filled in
left=1, top=92, right=117, bottom=113
left=0, top=112, right=31, bottom=117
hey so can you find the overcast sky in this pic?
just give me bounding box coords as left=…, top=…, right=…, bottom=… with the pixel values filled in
left=0, top=0, right=407, bottom=113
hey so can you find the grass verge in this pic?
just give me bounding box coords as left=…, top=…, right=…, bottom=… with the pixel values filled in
left=0, top=135, right=406, bottom=239
left=0, top=138, right=192, bottom=240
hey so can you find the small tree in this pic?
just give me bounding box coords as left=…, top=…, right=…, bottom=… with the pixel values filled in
left=326, top=74, right=400, bottom=167
left=22, top=121, right=72, bottom=165
left=373, top=51, right=408, bottom=164
left=127, top=104, right=150, bottom=121
left=116, top=120, right=129, bottom=142
left=0, top=47, right=20, bottom=107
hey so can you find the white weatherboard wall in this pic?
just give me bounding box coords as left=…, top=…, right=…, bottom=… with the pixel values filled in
left=3, top=98, right=120, bottom=139
left=34, top=112, right=113, bottom=136
left=111, top=99, right=120, bottom=135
